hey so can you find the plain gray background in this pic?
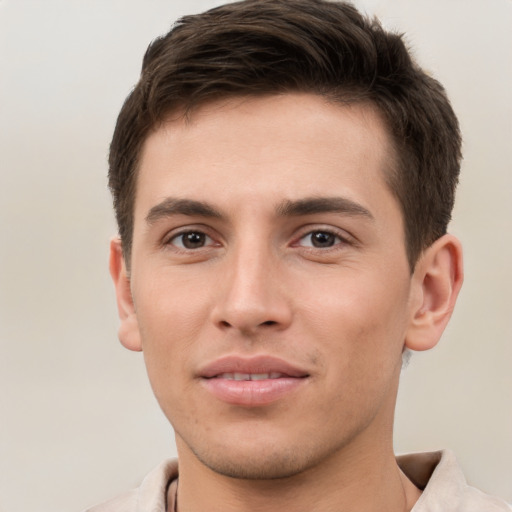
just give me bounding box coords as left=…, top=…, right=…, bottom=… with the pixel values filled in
left=0, top=1, right=511, bottom=511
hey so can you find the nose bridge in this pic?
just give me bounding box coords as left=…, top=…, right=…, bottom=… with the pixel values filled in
left=212, top=232, right=291, bottom=332
left=231, top=237, right=272, bottom=302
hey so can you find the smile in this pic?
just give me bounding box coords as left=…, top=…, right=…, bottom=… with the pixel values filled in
left=199, top=355, right=309, bottom=406
left=212, top=372, right=287, bottom=381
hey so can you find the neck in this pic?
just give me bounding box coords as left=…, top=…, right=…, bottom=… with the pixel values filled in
left=172, top=435, right=421, bottom=512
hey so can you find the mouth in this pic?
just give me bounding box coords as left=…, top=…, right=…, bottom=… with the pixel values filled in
left=199, top=355, right=310, bottom=407
left=211, top=372, right=291, bottom=381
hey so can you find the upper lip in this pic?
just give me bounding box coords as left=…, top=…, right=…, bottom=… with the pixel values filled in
left=198, top=355, right=310, bottom=379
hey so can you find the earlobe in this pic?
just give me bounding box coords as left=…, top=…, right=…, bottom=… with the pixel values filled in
left=109, top=237, right=143, bottom=352
left=405, top=234, right=464, bottom=352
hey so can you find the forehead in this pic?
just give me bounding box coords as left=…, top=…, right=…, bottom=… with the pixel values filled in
left=135, top=94, right=398, bottom=219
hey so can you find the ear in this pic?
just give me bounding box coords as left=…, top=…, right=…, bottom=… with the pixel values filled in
left=405, top=234, right=464, bottom=352
left=109, top=237, right=142, bottom=352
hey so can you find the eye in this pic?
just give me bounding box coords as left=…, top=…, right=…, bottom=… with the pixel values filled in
left=169, top=231, right=214, bottom=250
left=297, top=230, right=344, bottom=248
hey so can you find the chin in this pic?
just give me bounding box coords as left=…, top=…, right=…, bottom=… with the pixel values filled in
left=179, top=425, right=354, bottom=482
left=192, top=446, right=316, bottom=480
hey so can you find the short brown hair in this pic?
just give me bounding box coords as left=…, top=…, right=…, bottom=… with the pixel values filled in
left=109, top=0, right=461, bottom=269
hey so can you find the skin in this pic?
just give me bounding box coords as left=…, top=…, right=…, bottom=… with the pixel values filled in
left=110, top=93, right=463, bottom=512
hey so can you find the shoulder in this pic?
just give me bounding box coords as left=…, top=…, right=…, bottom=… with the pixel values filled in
left=83, top=459, right=179, bottom=512
left=83, top=489, right=137, bottom=512
left=398, top=450, right=511, bottom=511
left=456, top=485, right=512, bottom=511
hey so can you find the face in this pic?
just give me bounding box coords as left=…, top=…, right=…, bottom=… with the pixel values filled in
left=122, top=94, right=420, bottom=479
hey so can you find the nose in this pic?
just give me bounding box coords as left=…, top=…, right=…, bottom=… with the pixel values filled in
left=210, top=242, right=293, bottom=335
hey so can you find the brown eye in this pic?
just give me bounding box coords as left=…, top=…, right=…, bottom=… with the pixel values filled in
left=311, top=232, right=336, bottom=247
left=171, top=231, right=212, bottom=249
left=299, top=230, right=340, bottom=248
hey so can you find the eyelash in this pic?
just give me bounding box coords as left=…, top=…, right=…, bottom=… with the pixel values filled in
left=163, top=226, right=352, bottom=254
left=164, top=229, right=217, bottom=251
left=293, top=228, right=352, bottom=250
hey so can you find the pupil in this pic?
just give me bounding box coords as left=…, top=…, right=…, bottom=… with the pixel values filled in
left=183, top=232, right=205, bottom=249
left=312, top=232, right=334, bottom=247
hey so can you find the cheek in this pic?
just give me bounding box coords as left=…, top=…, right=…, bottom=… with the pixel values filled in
left=302, top=289, right=407, bottom=428
left=134, top=267, right=212, bottom=344
left=300, top=272, right=410, bottom=376
left=132, top=272, right=212, bottom=397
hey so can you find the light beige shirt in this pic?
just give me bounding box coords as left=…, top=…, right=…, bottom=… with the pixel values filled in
left=85, top=450, right=511, bottom=511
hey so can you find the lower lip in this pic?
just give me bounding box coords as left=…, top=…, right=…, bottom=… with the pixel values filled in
left=201, top=377, right=306, bottom=406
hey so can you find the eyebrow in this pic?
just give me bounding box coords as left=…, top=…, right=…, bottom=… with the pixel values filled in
left=145, top=195, right=374, bottom=225
left=145, top=198, right=223, bottom=225
left=276, top=197, right=374, bottom=220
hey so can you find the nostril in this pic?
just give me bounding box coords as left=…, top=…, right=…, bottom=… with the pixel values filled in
left=219, top=320, right=276, bottom=327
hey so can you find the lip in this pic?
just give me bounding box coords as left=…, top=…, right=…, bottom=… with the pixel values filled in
left=198, top=355, right=310, bottom=407
left=199, top=355, right=309, bottom=379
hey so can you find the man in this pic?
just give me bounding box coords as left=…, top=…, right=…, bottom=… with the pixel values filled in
left=89, top=0, right=510, bottom=510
